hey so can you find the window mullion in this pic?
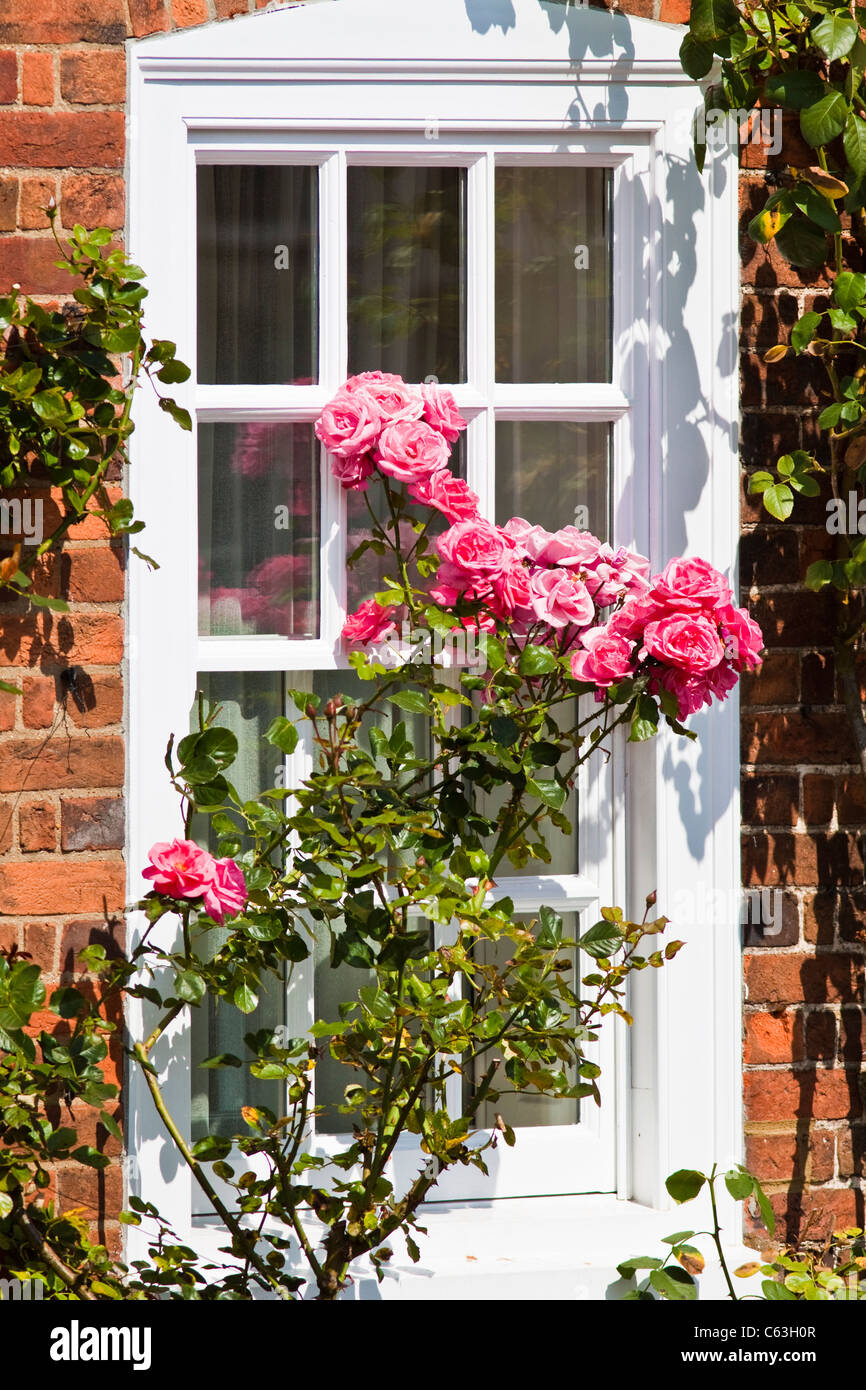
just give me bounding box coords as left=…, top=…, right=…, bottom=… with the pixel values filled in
left=320, top=151, right=348, bottom=646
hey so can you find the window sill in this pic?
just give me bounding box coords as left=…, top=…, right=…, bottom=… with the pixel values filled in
left=191, top=1194, right=757, bottom=1301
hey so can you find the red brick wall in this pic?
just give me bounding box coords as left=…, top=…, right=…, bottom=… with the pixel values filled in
left=3, top=0, right=858, bottom=1262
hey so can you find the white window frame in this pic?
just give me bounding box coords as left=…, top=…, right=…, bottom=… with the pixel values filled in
left=126, top=0, right=743, bottom=1277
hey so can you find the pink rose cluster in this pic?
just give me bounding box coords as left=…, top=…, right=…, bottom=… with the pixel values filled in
left=143, top=838, right=248, bottom=926
left=431, top=516, right=652, bottom=634
left=572, top=556, right=764, bottom=718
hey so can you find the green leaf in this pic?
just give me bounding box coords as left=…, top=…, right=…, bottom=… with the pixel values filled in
left=829, top=308, right=858, bottom=333
left=99, top=1110, right=123, bottom=1142
left=388, top=691, right=433, bottom=715
left=791, top=311, right=822, bottom=352
left=834, top=271, right=866, bottom=311
left=818, top=401, right=844, bottom=429
left=0, top=1193, right=13, bottom=1220
left=724, top=1167, right=754, bottom=1201
left=661, top=1230, right=696, bottom=1245
left=577, top=919, right=622, bottom=959
left=232, top=981, right=259, bottom=1014
left=762, top=1278, right=797, bottom=1300
left=490, top=714, right=519, bottom=746
left=526, top=777, right=566, bottom=811
left=198, top=1053, right=243, bottom=1069
left=755, top=1181, right=776, bottom=1237
left=811, top=12, right=858, bottom=61
left=764, top=70, right=824, bottom=112
left=800, top=90, right=849, bottom=149
left=650, top=1265, right=697, bottom=1300
left=265, top=716, right=299, bottom=755
left=806, top=560, right=834, bottom=590
left=690, top=0, right=740, bottom=42
left=774, top=214, right=828, bottom=268
left=191, top=1135, right=233, bottom=1162
left=762, top=483, right=795, bottom=520
left=71, top=1145, right=111, bottom=1170
left=174, top=970, right=206, bottom=1006
left=158, top=397, right=192, bottom=432
left=748, top=470, right=775, bottom=494
left=615, top=1255, right=663, bottom=1278
left=666, top=1169, right=707, bottom=1203
left=679, top=31, right=716, bottom=79
left=518, top=644, right=559, bottom=677
left=845, top=114, right=866, bottom=178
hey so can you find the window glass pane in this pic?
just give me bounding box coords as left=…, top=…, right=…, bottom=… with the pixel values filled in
left=191, top=672, right=285, bottom=1141
left=495, top=166, right=611, bottom=383
left=466, top=913, right=580, bottom=1130
left=197, top=165, right=318, bottom=385
left=198, top=422, right=320, bottom=638
left=495, top=421, right=610, bottom=543
left=348, top=166, right=466, bottom=382
left=307, top=670, right=431, bottom=1133
left=345, top=434, right=466, bottom=611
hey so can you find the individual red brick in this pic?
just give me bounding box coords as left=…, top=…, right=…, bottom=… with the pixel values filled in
left=659, top=0, right=689, bottom=20
left=743, top=712, right=857, bottom=765
left=741, top=831, right=818, bottom=886
left=0, top=236, right=78, bottom=295
left=21, top=675, right=55, bottom=728
left=0, top=861, right=124, bottom=914
left=127, top=0, right=170, bottom=37
left=838, top=892, right=866, bottom=947
left=22, top=920, right=57, bottom=971
left=0, top=736, right=124, bottom=793
left=803, top=775, right=835, bottom=826
left=740, top=412, right=801, bottom=472
left=0, top=50, right=16, bottom=104
left=745, top=1068, right=863, bottom=1121
left=741, top=887, right=799, bottom=948
left=61, top=796, right=124, bottom=852
left=19, top=175, right=57, bottom=230
left=0, top=687, right=15, bottom=731
left=172, top=0, right=210, bottom=19
left=60, top=49, right=125, bottom=106
left=56, top=1158, right=122, bottom=1219
left=746, top=591, right=836, bottom=650
left=60, top=173, right=124, bottom=230
left=746, top=952, right=865, bottom=1006
left=59, top=917, right=125, bottom=975
left=0, top=112, right=124, bottom=169
left=215, top=0, right=247, bottom=16
left=739, top=651, right=798, bottom=707
left=840, top=1006, right=865, bottom=1063
left=0, top=174, right=16, bottom=230
left=741, top=774, right=798, bottom=827
left=809, top=1128, right=837, bottom=1183
left=64, top=1099, right=123, bottom=1156
left=767, top=1187, right=865, bottom=1245
left=803, top=891, right=835, bottom=947
left=836, top=777, right=866, bottom=825
left=19, top=799, right=56, bottom=852
left=744, top=1129, right=807, bottom=1183
left=22, top=673, right=123, bottom=730
left=804, top=1009, right=838, bottom=1063
left=65, top=547, right=125, bottom=603
left=801, top=651, right=835, bottom=705
left=739, top=292, right=800, bottom=353
left=0, top=801, right=12, bottom=855
left=0, top=613, right=123, bottom=666
left=0, top=5, right=126, bottom=43
left=838, top=1125, right=866, bottom=1178
left=739, top=527, right=800, bottom=587
left=21, top=51, right=54, bottom=106
left=0, top=921, right=18, bottom=954
left=744, top=1009, right=803, bottom=1065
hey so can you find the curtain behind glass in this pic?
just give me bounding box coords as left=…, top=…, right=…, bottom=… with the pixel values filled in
left=191, top=673, right=285, bottom=1141
left=347, top=166, right=466, bottom=383
left=197, top=165, right=318, bottom=385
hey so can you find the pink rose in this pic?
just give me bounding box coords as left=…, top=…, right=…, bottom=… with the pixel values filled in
left=331, top=450, right=376, bottom=491
left=650, top=556, right=732, bottom=613
left=342, top=599, right=397, bottom=645
left=143, top=839, right=216, bottom=900
left=651, top=662, right=739, bottom=719
left=376, top=420, right=450, bottom=483
left=716, top=603, right=764, bottom=671
left=584, top=545, right=651, bottom=606
left=345, top=371, right=423, bottom=424
left=315, top=388, right=382, bottom=458
left=436, top=519, right=516, bottom=584
left=643, top=612, right=725, bottom=674
left=537, top=526, right=602, bottom=569
left=202, top=858, right=248, bottom=926
left=408, top=468, right=480, bottom=522
left=420, top=382, right=467, bottom=443
left=491, top=561, right=532, bottom=616
left=501, top=517, right=554, bottom=562
left=528, top=567, right=595, bottom=630
left=607, top=592, right=667, bottom=642
left=570, top=626, right=636, bottom=687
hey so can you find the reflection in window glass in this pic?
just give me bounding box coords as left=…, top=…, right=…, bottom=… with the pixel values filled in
left=348, top=166, right=466, bottom=383
left=198, top=422, right=320, bottom=638
left=197, top=165, right=318, bottom=385
left=495, top=166, right=611, bottom=383
left=495, top=421, right=610, bottom=543
left=191, top=672, right=285, bottom=1141
left=465, top=913, right=580, bottom=1131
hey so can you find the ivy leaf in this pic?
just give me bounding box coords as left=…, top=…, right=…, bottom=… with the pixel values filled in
left=800, top=90, right=849, bottom=149
left=811, top=12, right=858, bottom=62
